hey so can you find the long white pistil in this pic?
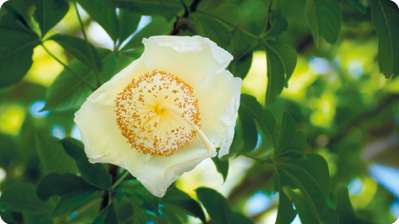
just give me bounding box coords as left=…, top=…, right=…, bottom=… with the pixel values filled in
left=158, top=103, right=216, bottom=154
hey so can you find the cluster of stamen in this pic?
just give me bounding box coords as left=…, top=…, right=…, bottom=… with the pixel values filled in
left=115, top=70, right=201, bottom=156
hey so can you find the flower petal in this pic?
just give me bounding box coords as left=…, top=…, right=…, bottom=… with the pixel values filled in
left=142, top=35, right=233, bottom=86
left=134, top=145, right=215, bottom=197
left=193, top=70, right=242, bottom=158
left=74, top=100, right=151, bottom=175
left=88, top=57, right=148, bottom=106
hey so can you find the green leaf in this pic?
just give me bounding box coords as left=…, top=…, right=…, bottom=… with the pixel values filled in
left=237, top=106, right=258, bottom=153
left=77, top=0, right=119, bottom=42
left=118, top=9, right=141, bottom=44
left=111, top=0, right=183, bottom=15
left=211, top=156, right=229, bottom=182
left=274, top=111, right=306, bottom=159
left=197, top=3, right=240, bottom=28
left=36, top=173, right=99, bottom=201
left=263, top=43, right=297, bottom=106
left=93, top=203, right=118, bottom=224
left=305, top=0, right=342, bottom=46
left=265, top=10, right=288, bottom=37
left=35, top=134, right=78, bottom=174
left=193, top=13, right=231, bottom=48
left=347, top=0, right=366, bottom=13
left=370, top=0, right=399, bottom=78
left=230, top=52, right=253, bottom=79
left=275, top=188, right=296, bottom=224
left=0, top=183, right=55, bottom=214
left=0, top=12, right=40, bottom=88
left=196, top=187, right=232, bottom=224
left=32, top=0, right=69, bottom=37
left=275, top=44, right=297, bottom=87
left=115, top=179, right=160, bottom=214
left=43, top=48, right=112, bottom=111
left=61, top=137, right=112, bottom=190
left=276, top=154, right=330, bottom=222
left=335, top=186, right=375, bottom=224
left=49, top=34, right=103, bottom=71
left=122, top=17, right=172, bottom=51
left=50, top=191, right=95, bottom=218
left=162, top=188, right=206, bottom=223
left=321, top=208, right=339, bottom=224
left=231, top=212, right=253, bottom=224
left=240, top=94, right=276, bottom=146
left=285, top=188, right=320, bottom=224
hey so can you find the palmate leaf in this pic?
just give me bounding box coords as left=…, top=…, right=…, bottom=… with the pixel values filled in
left=111, top=0, right=183, bottom=15
left=194, top=4, right=239, bottom=48
left=93, top=203, right=119, bottom=224
left=370, top=0, right=399, bottom=78
left=273, top=112, right=306, bottom=159
left=77, top=0, right=119, bottom=42
left=61, top=137, right=112, bottom=190
left=115, top=179, right=161, bottom=214
left=196, top=187, right=232, bottom=224
left=0, top=9, right=40, bottom=88
left=162, top=187, right=206, bottom=223
left=35, top=134, right=78, bottom=175
left=49, top=34, right=103, bottom=72
left=264, top=10, right=288, bottom=38
left=50, top=191, right=96, bottom=218
left=0, top=183, right=55, bottom=214
left=32, top=0, right=69, bottom=37
left=122, top=17, right=172, bottom=51
left=36, top=173, right=99, bottom=201
left=274, top=167, right=296, bottom=224
left=263, top=42, right=297, bottom=106
left=305, top=0, right=342, bottom=46
left=275, top=154, right=330, bottom=223
left=335, top=187, right=375, bottom=224
left=43, top=49, right=134, bottom=111
left=118, top=9, right=141, bottom=44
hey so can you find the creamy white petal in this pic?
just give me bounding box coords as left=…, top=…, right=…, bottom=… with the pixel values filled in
left=142, top=36, right=233, bottom=87
left=192, top=70, right=242, bottom=158
left=74, top=100, right=151, bottom=175
left=134, top=143, right=216, bottom=197
left=88, top=57, right=148, bottom=106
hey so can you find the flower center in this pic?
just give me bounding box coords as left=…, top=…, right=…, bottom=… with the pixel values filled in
left=115, top=70, right=202, bottom=156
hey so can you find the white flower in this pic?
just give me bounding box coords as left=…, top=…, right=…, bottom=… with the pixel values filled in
left=74, top=35, right=242, bottom=197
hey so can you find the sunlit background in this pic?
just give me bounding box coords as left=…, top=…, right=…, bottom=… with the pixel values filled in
left=1, top=0, right=399, bottom=223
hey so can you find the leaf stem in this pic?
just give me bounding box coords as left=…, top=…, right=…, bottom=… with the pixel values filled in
left=41, top=42, right=95, bottom=90
left=73, top=0, right=101, bottom=88
left=111, top=171, right=130, bottom=190
left=189, top=0, right=202, bottom=12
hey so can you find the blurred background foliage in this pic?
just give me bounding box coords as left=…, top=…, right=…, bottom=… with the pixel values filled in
left=0, top=0, right=399, bottom=223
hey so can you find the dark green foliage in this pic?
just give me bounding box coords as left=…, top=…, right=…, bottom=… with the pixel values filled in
left=32, top=0, right=69, bottom=37
left=305, top=0, right=342, bottom=46
left=0, top=7, right=40, bottom=88
left=0, top=183, right=55, bottom=214
left=61, top=137, right=112, bottom=190
left=49, top=34, right=103, bottom=72
left=35, top=134, right=79, bottom=175
left=196, top=187, right=232, bottom=224
left=93, top=203, right=119, bottom=224
left=36, top=173, right=99, bottom=201
left=0, top=0, right=398, bottom=223
left=370, top=0, right=399, bottom=78
left=212, top=155, right=229, bottom=182
left=162, top=187, right=207, bottom=223
left=77, top=0, right=119, bottom=42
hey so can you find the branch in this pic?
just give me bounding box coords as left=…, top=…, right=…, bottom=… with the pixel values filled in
left=311, top=93, right=399, bottom=151
left=99, top=164, right=120, bottom=212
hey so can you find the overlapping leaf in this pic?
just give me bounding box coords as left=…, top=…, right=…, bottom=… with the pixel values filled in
left=305, top=0, right=342, bottom=46
left=0, top=8, right=40, bottom=88
left=32, top=0, right=69, bottom=37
